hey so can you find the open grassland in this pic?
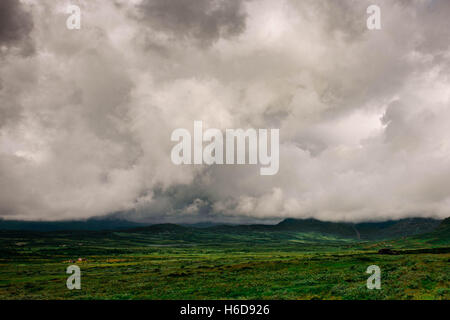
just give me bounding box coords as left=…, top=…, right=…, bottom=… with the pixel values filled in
left=0, top=228, right=448, bottom=300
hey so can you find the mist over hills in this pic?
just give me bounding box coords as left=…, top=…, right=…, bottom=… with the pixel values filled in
left=0, top=218, right=143, bottom=232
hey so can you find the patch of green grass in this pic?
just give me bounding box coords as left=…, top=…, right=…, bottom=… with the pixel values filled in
left=0, top=229, right=448, bottom=300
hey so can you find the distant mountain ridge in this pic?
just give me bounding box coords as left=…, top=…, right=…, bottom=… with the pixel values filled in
left=275, top=217, right=442, bottom=240
left=415, top=217, right=450, bottom=245
left=275, top=218, right=356, bottom=237
left=0, top=217, right=445, bottom=241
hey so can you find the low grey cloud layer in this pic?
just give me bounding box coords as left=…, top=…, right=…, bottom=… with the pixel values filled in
left=0, top=0, right=449, bottom=222
left=136, top=0, right=248, bottom=46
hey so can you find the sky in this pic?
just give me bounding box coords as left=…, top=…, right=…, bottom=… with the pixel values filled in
left=0, top=0, right=449, bottom=223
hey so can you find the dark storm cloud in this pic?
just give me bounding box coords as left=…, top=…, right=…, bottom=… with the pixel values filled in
left=136, top=0, right=248, bottom=45
left=0, top=0, right=34, bottom=54
left=130, top=183, right=216, bottom=222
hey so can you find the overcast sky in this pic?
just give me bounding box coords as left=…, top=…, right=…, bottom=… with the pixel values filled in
left=0, top=0, right=449, bottom=223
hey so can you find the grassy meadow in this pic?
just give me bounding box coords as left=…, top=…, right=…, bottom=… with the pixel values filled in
left=0, top=222, right=448, bottom=300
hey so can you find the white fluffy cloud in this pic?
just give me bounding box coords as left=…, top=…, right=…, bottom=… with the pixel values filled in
left=0, top=0, right=449, bottom=222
